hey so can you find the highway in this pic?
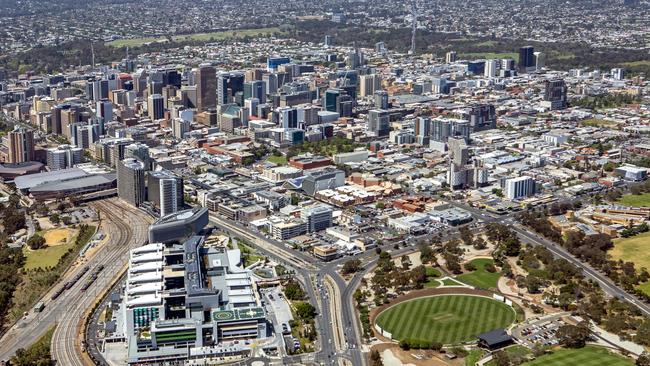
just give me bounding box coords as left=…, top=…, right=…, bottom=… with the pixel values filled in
left=0, top=199, right=151, bottom=364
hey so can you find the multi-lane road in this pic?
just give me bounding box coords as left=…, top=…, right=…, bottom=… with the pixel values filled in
left=0, top=198, right=151, bottom=364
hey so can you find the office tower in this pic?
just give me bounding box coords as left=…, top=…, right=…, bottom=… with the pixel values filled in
left=279, top=107, right=298, bottom=129
left=518, top=46, right=535, bottom=72
left=217, top=72, right=245, bottom=105
left=611, top=68, right=625, bottom=80
left=172, top=118, right=191, bottom=139
left=244, top=80, right=266, bottom=104
left=147, top=170, right=184, bottom=217
left=267, top=57, right=291, bottom=72
left=347, top=48, right=364, bottom=69
left=359, top=74, right=381, bottom=97
left=324, top=89, right=341, bottom=112
left=533, top=52, right=545, bottom=71
left=124, top=142, right=150, bottom=168
left=446, top=51, right=457, bottom=63
left=501, top=58, right=516, bottom=71
left=302, top=205, right=333, bottom=232
left=505, top=176, right=535, bottom=200
left=543, top=79, right=568, bottom=110
left=448, top=137, right=469, bottom=166
left=467, top=104, right=497, bottom=132
left=263, top=73, right=279, bottom=95
left=196, top=65, right=217, bottom=111
left=484, top=59, right=498, bottom=78
left=325, top=35, right=333, bottom=47
left=375, top=41, right=386, bottom=55
left=431, top=77, right=448, bottom=94
left=117, top=158, right=146, bottom=207
left=415, top=116, right=431, bottom=145
left=374, top=90, right=389, bottom=109
left=368, top=109, right=390, bottom=137
left=147, top=94, right=164, bottom=120
left=91, top=79, right=109, bottom=102
left=7, top=127, right=35, bottom=164
left=430, top=118, right=470, bottom=142
left=46, top=145, right=83, bottom=170
left=96, top=99, right=112, bottom=135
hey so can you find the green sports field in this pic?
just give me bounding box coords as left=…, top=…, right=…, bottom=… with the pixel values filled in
left=523, top=346, right=632, bottom=366
left=375, top=295, right=515, bottom=344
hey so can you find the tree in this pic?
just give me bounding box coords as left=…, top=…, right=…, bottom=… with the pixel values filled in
left=492, top=350, right=511, bottom=366
left=464, top=261, right=477, bottom=272
left=556, top=322, right=590, bottom=348
left=27, top=235, right=46, bottom=250
left=283, top=280, right=305, bottom=300
left=473, top=237, right=487, bottom=250
left=50, top=214, right=60, bottom=225
left=419, top=243, right=435, bottom=264
left=342, top=259, right=362, bottom=274
left=370, top=349, right=384, bottom=366
left=375, top=201, right=385, bottom=210
left=401, top=255, right=411, bottom=270
left=637, top=352, right=650, bottom=366
left=502, top=236, right=522, bottom=257
left=459, top=226, right=473, bottom=246
left=295, top=302, right=316, bottom=320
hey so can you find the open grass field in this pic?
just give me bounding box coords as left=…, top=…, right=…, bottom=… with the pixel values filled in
left=107, top=27, right=281, bottom=47
left=637, top=281, right=650, bottom=296
left=23, top=243, right=74, bottom=270
left=580, top=118, right=618, bottom=127
left=617, top=193, right=650, bottom=208
left=460, top=52, right=518, bottom=60
left=375, top=295, right=515, bottom=344
left=267, top=155, right=287, bottom=165
left=457, top=258, right=501, bottom=289
left=610, top=230, right=650, bottom=273
left=523, top=346, right=632, bottom=366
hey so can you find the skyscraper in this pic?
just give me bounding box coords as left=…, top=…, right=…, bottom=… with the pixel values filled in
left=543, top=79, right=568, bottom=110
left=7, top=127, right=35, bottom=164
left=147, top=94, right=165, bottom=120
left=466, top=104, right=497, bottom=132
left=368, top=109, right=390, bottom=137
left=217, top=72, right=245, bottom=105
left=359, top=74, right=381, bottom=97
left=445, top=51, right=457, bottom=64
left=172, top=118, right=191, bottom=139
left=117, top=158, right=146, bottom=207
left=279, top=107, right=298, bottom=129
left=46, top=145, right=83, bottom=170
left=505, top=176, right=536, bottom=200
left=518, top=46, right=535, bottom=72
left=196, top=65, right=217, bottom=111
left=374, top=90, right=389, bottom=109
left=147, top=170, right=184, bottom=217
left=484, top=59, right=498, bottom=78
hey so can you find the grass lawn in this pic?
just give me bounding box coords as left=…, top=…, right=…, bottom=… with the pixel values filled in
left=580, top=118, right=618, bottom=127
left=107, top=27, right=281, bottom=47
left=486, top=345, right=532, bottom=365
left=523, top=346, right=632, bottom=366
left=24, top=243, right=74, bottom=270
left=622, top=60, right=650, bottom=67
left=441, top=278, right=464, bottom=286
left=424, top=267, right=442, bottom=287
left=465, top=349, right=485, bottom=366
left=460, top=52, right=519, bottom=60
left=636, top=281, right=650, bottom=296
left=457, top=258, right=501, bottom=289
left=610, top=230, right=650, bottom=271
left=617, top=193, right=650, bottom=208
left=238, top=242, right=264, bottom=267
left=267, top=155, right=287, bottom=165
left=375, top=295, right=515, bottom=344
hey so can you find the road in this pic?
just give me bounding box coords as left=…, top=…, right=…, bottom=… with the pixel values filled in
left=0, top=199, right=151, bottom=364
left=444, top=199, right=650, bottom=318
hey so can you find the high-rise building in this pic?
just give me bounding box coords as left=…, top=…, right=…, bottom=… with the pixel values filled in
left=466, top=104, right=497, bottom=132
left=124, top=143, right=150, bottom=168
left=147, top=170, right=184, bottom=217
left=147, top=94, right=164, bottom=120
left=279, top=107, right=298, bottom=129
left=611, top=68, right=625, bottom=80
left=244, top=80, right=266, bottom=104
left=172, top=118, right=191, bottom=139
left=117, top=158, right=146, bottom=207
left=518, top=46, right=535, bottom=72
left=484, top=59, right=498, bottom=78
left=445, top=51, right=457, bottom=64
left=196, top=65, right=217, bottom=111
left=415, top=116, right=431, bottom=145
left=359, top=74, right=381, bottom=97
left=324, top=89, right=341, bottom=112
left=267, top=57, right=291, bottom=72
left=347, top=48, right=364, bottom=69
left=543, top=79, right=568, bottom=110
left=46, top=145, right=83, bottom=170
left=505, top=176, right=536, bottom=200
left=302, top=205, right=333, bottom=232
left=217, top=72, right=245, bottom=105
left=324, top=35, right=333, bottom=47
left=7, top=127, right=35, bottom=164
left=448, top=137, right=469, bottom=166
left=368, top=109, right=390, bottom=137
left=374, top=90, right=389, bottom=109
left=533, top=51, right=545, bottom=71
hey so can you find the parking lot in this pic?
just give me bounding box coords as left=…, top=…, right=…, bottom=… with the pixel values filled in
left=513, top=317, right=565, bottom=348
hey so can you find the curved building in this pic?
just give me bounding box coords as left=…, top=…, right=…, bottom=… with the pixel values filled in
left=148, top=207, right=209, bottom=243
